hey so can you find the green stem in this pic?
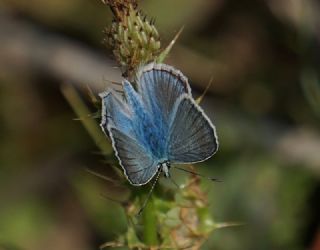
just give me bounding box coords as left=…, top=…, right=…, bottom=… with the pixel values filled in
left=61, top=84, right=121, bottom=176
left=61, top=84, right=111, bottom=155
left=142, top=195, right=158, bottom=246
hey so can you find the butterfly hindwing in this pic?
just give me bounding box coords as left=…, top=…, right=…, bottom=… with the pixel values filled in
left=168, top=94, right=218, bottom=163
left=109, top=127, right=159, bottom=185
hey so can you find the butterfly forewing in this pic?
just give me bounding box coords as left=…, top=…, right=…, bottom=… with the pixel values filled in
left=168, top=94, right=218, bottom=163
left=138, top=64, right=191, bottom=122
left=100, top=90, right=133, bottom=136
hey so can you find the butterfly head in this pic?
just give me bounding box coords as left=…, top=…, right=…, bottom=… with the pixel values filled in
left=160, top=161, right=171, bottom=178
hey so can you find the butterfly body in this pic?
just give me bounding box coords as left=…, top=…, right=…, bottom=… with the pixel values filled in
left=100, top=63, right=218, bottom=186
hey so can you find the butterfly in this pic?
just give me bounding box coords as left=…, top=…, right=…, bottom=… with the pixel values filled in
left=99, top=63, right=218, bottom=186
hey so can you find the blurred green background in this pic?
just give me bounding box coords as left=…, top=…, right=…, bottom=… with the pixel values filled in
left=0, top=0, right=320, bottom=249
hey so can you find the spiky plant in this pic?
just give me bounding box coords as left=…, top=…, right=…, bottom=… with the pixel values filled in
left=63, top=1, right=236, bottom=249
left=102, top=0, right=161, bottom=78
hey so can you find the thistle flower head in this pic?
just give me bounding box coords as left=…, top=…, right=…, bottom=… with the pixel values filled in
left=102, top=0, right=138, bottom=21
left=103, top=0, right=161, bottom=78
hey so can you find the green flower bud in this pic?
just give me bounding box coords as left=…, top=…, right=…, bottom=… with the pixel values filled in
left=104, top=3, right=161, bottom=77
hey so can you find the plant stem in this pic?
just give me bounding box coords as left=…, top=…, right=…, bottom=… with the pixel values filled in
left=61, top=84, right=112, bottom=157
left=142, top=195, right=158, bottom=246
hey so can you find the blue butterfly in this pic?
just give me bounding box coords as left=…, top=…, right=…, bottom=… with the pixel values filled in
left=99, top=63, right=218, bottom=186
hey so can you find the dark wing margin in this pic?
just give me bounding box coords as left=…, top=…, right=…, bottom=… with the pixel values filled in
left=168, top=94, right=218, bottom=163
left=109, top=127, right=159, bottom=186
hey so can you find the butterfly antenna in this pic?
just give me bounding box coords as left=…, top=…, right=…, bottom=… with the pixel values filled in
left=168, top=175, right=180, bottom=189
left=173, top=166, right=221, bottom=182
left=137, top=169, right=161, bottom=216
